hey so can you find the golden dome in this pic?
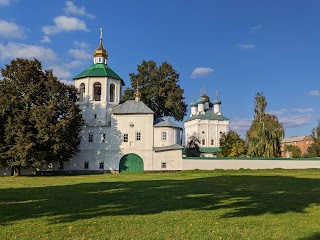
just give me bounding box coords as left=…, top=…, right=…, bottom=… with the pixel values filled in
left=94, top=40, right=108, bottom=58
left=201, top=93, right=210, bottom=102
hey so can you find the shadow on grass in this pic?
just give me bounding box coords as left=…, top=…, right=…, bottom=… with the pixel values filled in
left=1, top=174, right=320, bottom=225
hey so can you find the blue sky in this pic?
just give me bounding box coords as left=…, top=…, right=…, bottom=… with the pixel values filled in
left=0, top=0, right=319, bottom=138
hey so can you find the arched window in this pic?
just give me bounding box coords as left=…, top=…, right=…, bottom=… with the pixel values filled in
left=110, top=83, right=115, bottom=102
left=79, top=83, right=85, bottom=102
left=93, top=82, right=101, bottom=101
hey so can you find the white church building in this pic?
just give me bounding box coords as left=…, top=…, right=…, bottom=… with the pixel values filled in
left=56, top=32, right=183, bottom=173
left=184, top=93, right=229, bottom=157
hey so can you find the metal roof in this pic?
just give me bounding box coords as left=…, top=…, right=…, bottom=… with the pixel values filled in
left=185, top=109, right=229, bottom=122
left=153, top=117, right=182, bottom=129
left=73, top=63, right=125, bottom=85
left=112, top=100, right=154, bottom=114
left=153, top=144, right=183, bottom=152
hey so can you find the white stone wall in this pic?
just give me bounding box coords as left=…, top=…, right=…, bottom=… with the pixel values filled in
left=183, top=158, right=320, bottom=170
left=152, top=150, right=183, bottom=171
left=154, top=127, right=180, bottom=147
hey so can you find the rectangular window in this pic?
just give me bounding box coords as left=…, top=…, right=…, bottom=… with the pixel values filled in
left=84, top=162, right=89, bottom=169
left=161, top=162, right=167, bottom=169
left=99, top=162, right=104, bottom=170
left=202, top=139, right=205, bottom=145
left=136, top=132, right=141, bottom=141
left=211, top=139, right=214, bottom=145
left=101, top=133, right=106, bottom=143
left=94, top=114, right=97, bottom=119
left=123, top=133, right=128, bottom=142
left=89, top=134, right=93, bottom=142
left=161, top=131, right=167, bottom=141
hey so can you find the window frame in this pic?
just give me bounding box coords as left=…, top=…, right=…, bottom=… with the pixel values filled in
left=136, top=132, right=141, bottom=141
left=88, top=133, right=93, bottom=143
left=84, top=161, right=89, bottom=169
left=123, top=133, right=129, bottom=142
left=161, top=131, right=168, bottom=141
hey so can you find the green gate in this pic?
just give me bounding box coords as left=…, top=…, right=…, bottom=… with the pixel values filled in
left=119, top=153, right=144, bottom=173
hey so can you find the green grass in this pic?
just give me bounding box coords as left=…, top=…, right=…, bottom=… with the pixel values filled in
left=1, top=169, right=320, bottom=239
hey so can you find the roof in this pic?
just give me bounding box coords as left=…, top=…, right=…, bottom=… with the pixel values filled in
left=199, top=147, right=221, bottom=153
left=185, top=109, right=229, bottom=122
left=282, top=136, right=309, bottom=143
left=112, top=100, right=154, bottom=115
left=153, top=117, right=182, bottom=129
left=153, top=144, right=183, bottom=152
left=73, top=63, right=125, bottom=85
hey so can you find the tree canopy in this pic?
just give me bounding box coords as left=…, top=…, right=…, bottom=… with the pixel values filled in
left=219, top=130, right=247, bottom=157
left=0, top=58, right=83, bottom=175
left=123, top=60, right=187, bottom=121
left=185, top=132, right=201, bottom=157
left=305, top=120, right=320, bottom=158
left=246, top=92, right=284, bottom=158
left=283, top=145, right=302, bottom=158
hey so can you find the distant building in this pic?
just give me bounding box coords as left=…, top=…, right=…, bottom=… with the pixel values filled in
left=184, top=93, right=229, bottom=157
left=281, top=136, right=313, bottom=158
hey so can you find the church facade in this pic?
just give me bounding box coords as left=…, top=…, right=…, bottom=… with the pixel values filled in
left=56, top=33, right=183, bottom=173
left=184, top=93, right=229, bottom=157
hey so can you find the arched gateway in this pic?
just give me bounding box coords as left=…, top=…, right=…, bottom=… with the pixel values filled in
left=119, top=154, right=144, bottom=173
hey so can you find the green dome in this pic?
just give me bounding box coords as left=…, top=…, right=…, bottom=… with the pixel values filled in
left=190, top=100, right=197, bottom=107
left=196, top=98, right=206, bottom=104
left=213, top=99, right=221, bottom=105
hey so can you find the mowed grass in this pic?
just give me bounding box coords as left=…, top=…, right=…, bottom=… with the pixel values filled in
left=1, top=169, right=320, bottom=240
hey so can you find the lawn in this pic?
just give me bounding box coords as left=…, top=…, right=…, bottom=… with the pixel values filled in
left=1, top=169, right=320, bottom=240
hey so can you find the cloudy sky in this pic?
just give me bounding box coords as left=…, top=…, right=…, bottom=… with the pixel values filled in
left=0, top=0, right=320, bottom=137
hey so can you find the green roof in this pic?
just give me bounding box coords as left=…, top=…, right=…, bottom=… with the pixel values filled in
left=185, top=109, right=229, bottom=122
left=199, top=147, right=221, bottom=153
left=73, top=63, right=125, bottom=85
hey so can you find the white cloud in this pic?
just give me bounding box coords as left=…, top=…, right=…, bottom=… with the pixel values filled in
left=49, top=65, right=72, bottom=79
left=279, top=115, right=313, bottom=128
left=268, top=109, right=288, bottom=115
left=68, top=49, right=91, bottom=60
left=309, top=90, right=320, bottom=96
left=65, top=1, right=95, bottom=19
left=74, top=40, right=89, bottom=49
left=42, top=16, right=88, bottom=35
left=293, top=108, right=314, bottom=113
left=64, top=59, right=86, bottom=68
left=191, top=67, right=214, bottom=79
left=250, top=25, right=263, bottom=33
left=229, top=118, right=252, bottom=132
left=237, top=44, right=255, bottom=49
left=0, top=20, right=24, bottom=39
left=0, top=0, right=11, bottom=6
left=0, top=42, right=57, bottom=62
left=40, top=35, right=51, bottom=43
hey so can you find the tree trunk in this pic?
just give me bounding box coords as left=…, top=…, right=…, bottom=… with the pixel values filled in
left=13, top=166, right=21, bottom=176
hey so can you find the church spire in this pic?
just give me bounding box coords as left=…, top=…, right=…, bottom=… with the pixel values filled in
left=134, top=81, right=141, bottom=102
left=93, top=28, right=108, bottom=64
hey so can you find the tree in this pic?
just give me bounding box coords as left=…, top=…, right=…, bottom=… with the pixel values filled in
left=0, top=58, right=83, bottom=176
left=305, top=120, right=320, bottom=157
left=246, top=92, right=284, bottom=158
left=185, top=132, right=201, bottom=157
left=283, top=145, right=302, bottom=158
left=123, top=60, right=187, bottom=121
left=219, top=130, right=247, bottom=157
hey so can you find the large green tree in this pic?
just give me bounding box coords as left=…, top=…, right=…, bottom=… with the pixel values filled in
left=246, top=92, right=284, bottom=158
left=219, top=130, right=247, bottom=157
left=123, top=60, right=187, bottom=121
left=0, top=58, right=83, bottom=176
left=305, top=120, right=320, bottom=157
